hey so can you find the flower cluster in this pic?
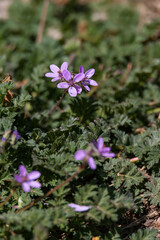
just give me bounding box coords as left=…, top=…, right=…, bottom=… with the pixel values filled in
left=45, top=62, right=98, bottom=97
left=74, top=137, right=115, bottom=170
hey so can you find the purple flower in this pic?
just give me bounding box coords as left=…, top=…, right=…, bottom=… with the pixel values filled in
left=14, top=165, right=41, bottom=192
left=79, top=65, right=98, bottom=91
left=68, top=203, right=92, bottom=212
left=93, top=137, right=115, bottom=158
left=12, top=130, right=20, bottom=140
left=74, top=150, right=96, bottom=170
left=57, top=70, right=85, bottom=97
left=45, top=62, right=68, bottom=82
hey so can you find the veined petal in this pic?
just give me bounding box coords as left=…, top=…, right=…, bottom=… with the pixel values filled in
left=27, top=171, right=41, bottom=180
left=97, top=137, right=104, bottom=151
left=50, top=64, right=59, bottom=73
left=14, top=175, right=22, bottom=183
left=29, top=181, right=41, bottom=188
left=63, top=70, right=71, bottom=81
left=88, top=157, right=96, bottom=170
left=79, top=65, right=84, bottom=73
left=82, top=82, right=90, bottom=91
left=61, top=62, right=68, bottom=71
left=101, top=152, right=115, bottom=158
left=74, top=85, right=82, bottom=94
left=74, top=150, right=86, bottom=161
left=74, top=73, right=85, bottom=83
left=57, top=82, right=69, bottom=88
left=68, top=86, right=77, bottom=97
left=22, top=182, right=30, bottom=192
left=85, top=68, right=95, bottom=78
left=68, top=203, right=92, bottom=212
left=51, top=77, right=61, bottom=82
left=45, top=72, right=58, bottom=78
left=85, top=79, right=98, bottom=86
left=19, top=165, right=27, bottom=177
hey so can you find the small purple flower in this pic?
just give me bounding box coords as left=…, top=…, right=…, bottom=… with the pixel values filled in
left=45, top=62, right=68, bottom=82
left=12, top=130, right=20, bottom=140
left=57, top=70, right=85, bottom=97
left=74, top=150, right=96, bottom=170
left=68, top=203, right=92, bottom=212
left=93, top=137, right=115, bottom=158
left=14, top=165, right=41, bottom=192
left=1, top=137, right=7, bottom=142
left=79, top=65, right=98, bottom=91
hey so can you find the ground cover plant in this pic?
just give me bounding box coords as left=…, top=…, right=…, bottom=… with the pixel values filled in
left=1, top=0, right=160, bottom=239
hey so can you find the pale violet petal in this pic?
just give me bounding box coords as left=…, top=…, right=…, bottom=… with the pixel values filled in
left=51, top=77, right=61, bottom=82
left=22, top=182, right=30, bottom=192
left=88, top=157, right=96, bottom=170
left=19, top=165, right=27, bottom=177
left=57, top=82, right=69, bottom=89
left=97, top=137, right=104, bottom=151
left=74, top=85, right=82, bottom=94
left=45, top=72, right=58, bottom=78
left=85, top=69, right=95, bottom=78
left=50, top=64, right=59, bottom=73
left=14, top=175, right=22, bottom=183
left=79, top=65, right=84, bottom=73
left=61, top=62, right=68, bottom=71
left=85, top=79, right=98, bottom=86
left=27, top=171, right=41, bottom=180
left=82, top=82, right=90, bottom=91
left=63, top=70, right=71, bottom=81
left=29, top=181, right=41, bottom=188
left=68, top=86, right=77, bottom=97
left=74, top=205, right=92, bottom=212
left=74, top=150, right=86, bottom=161
left=101, top=152, right=115, bottom=158
left=74, top=73, right=85, bottom=83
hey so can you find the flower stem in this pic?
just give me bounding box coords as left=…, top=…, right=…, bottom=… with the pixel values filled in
left=0, top=189, right=16, bottom=208
left=17, top=169, right=80, bottom=213
left=48, top=91, right=67, bottom=116
left=36, top=0, right=50, bottom=44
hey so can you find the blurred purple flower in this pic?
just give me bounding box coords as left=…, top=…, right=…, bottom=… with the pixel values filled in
left=45, top=62, right=68, bottom=82
left=14, top=165, right=41, bottom=192
left=74, top=150, right=96, bottom=170
left=68, top=203, right=92, bottom=212
left=12, top=130, right=20, bottom=140
left=79, top=65, right=98, bottom=91
left=93, top=137, right=115, bottom=158
left=57, top=70, right=85, bottom=97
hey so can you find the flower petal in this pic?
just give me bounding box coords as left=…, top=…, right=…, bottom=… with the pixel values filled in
left=101, top=147, right=111, bottom=153
left=61, top=62, right=68, bottom=72
left=19, top=165, right=27, bottom=177
left=101, top=152, right=115, bottom=158
left=14, top=175, right=22, bottom=183
left=85, top=68, right=95, bottom=78
left=45, top=72, right=58, bottom=78
left=68, top=86, right=77, bottom=97
left=88, top=157, right=96, bottom=170
left=50, top=64, right=59, bottom=73
left=63, top=70, right=71, bottom=81
left=79, top=65, right=84, bottom=73
left=22, top=182, right=30, bottom=192
left=27, top=171, right=41, bottom=180
left=29, top=181, right=41, bottom=188
left=85, top=79, right=98, bottom=86
left=97, top=137, right=104, bottom=151
left=51, top=77, right=61, bottom=82
left=68, top=203, right=92, bottom=212
left=82, top=82, right=90, bottom=91
left=74, top=85, right=82, bottom=94
left=74, top=150, right=86, bottom=161
left=74, top=73, right=85, bottom=83
left=57, top=82, right=69, bottom=88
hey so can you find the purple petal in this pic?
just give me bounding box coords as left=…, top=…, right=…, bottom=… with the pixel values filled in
left=68, top=203, right=92, bottom=212
left=88, top=157, right=96, bottom=170
left=97, top=137, right=104, bottom=151
left=19, top=165, right=27, bottom=177
left=68, top=86, right=77, bottom=97
left=85, top=79, right=98, bottom=86
left=101, top=152, right=115, bottom=158
left=50, top=64, right=59, bottom=73
left=57, top=82, right=69, bottom=89
left=2, top=137, right=7, bottom=142
left=27, top=171, right=41, bottom=180
left=22, top=182, right=30, bottom=192
left=63, top=70, right=71, bottom=81
left=29, top=181, right=41, bottom=188
left=79, top=65, right=84, bottom=73
left=74, top=73, right=85, bottom=83
left=14, top=175, right=22, bottom=183
left=45, top=72, right=58, bottom=78
left=74, top=85, right=82, bottom=94
left=74, top=150, right=86, bottom=161
left=51, top=77, right=61, bottom=82
left=61, top=62, right=68, bottom=72
left=101, top=147, right=111, bottom=153
left=85, top=69, right=95, bottom=78
left=82, top=82, right=90, bottom=91
left=13, top=130, right=20, bottom=140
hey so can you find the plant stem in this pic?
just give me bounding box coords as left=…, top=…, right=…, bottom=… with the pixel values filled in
left=17, top=170, right=80, bottom=213
left=0, top=189, right=16, bottom=208
left=48, top=91, right=67, bottom=116
left=36, top=0, right=50, bottom=44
